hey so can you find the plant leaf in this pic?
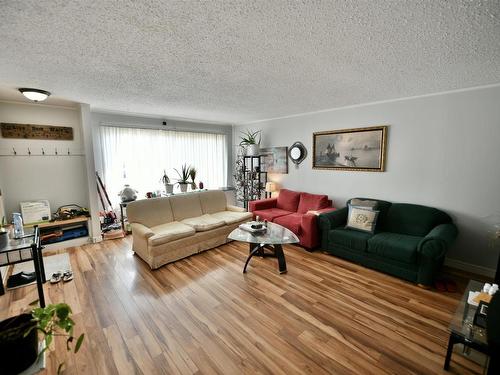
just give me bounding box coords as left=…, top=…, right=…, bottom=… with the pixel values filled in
left=57, top=362, right=65, bottom=375
left=75, top=334, right=85, bottom=353
left=29, top=299, right=39, bottom=306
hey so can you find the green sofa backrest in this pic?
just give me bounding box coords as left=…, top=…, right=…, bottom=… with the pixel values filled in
left=384, top=203, right=452, bottom=237
left=347, top=198, right=452, bottom=236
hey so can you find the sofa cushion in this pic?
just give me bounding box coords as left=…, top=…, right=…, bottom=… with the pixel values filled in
left=253, top=208, right=293, bottom=222
left=169, top=194, right=203, bottom=221
left=347, top=198, right=392, bottom=230
left=276, top=189, right=301, bottom=212
left=274, top=213, right=303, bottom=235
left=297, top=192, right=329, bottom=214
left=328, top=228, right=373, bottom=251
left=367, top=232, right=421, bottom=264
left=350, top=198, right=378, bottom=210
left=181, top=214, right=225, bottom=232
left=127, top=197, right=174, bottom=228
left=345, top=205, right=379, bottom=233
left=198, top=190, right=227, bottom=214
left=149, top=221, right=196, bottom=246
left=210, top=210, right=253, bottom=225
left=384, top=204, right=452, bottom=237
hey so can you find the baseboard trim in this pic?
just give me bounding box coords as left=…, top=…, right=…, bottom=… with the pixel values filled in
left=444, top=258, right=496, bottom=278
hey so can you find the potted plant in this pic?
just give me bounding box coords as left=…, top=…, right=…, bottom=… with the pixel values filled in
left=239, top=129, right=261, bottom=156
left=0, top=302, right=84, bottom=375
left=0, top=216, right=8, bottom=248
left=161, top=170, right=174, bottom=194
left=189, top=167, right=197, bottom=190
left=174, top=164, right=191, bottom=193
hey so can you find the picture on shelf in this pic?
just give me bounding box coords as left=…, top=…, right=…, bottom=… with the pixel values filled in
left=313, top=125, right=387, bottom=171
left=260, top=147, right=288, bottom=174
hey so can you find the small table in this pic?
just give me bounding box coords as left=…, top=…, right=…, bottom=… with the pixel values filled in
left=445, top=280, right=490, bottom=370
left=0, top=227, right=46, bottom=307
left=228, top=222, right=299, bottom=274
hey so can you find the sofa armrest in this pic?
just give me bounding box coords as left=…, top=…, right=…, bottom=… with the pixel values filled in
left=418, top=223, right=458, bottom=260
left=226, top=205, right=246, bottom=212
left=318, top=207, right=348, bottom=231
left=248, top=198, right=278, bottom=212
left=131, top=222, right=154, bottom=239
left=306, top=207, right=336, bottom=216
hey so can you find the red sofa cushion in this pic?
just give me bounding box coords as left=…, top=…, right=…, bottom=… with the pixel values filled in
left=274, top=213, right=303, bottom=235
left=297, top=192, right=330, bottom=214
left=253, top=208, right=293, bottom=222
left=276, top=189, right=301, bottom=212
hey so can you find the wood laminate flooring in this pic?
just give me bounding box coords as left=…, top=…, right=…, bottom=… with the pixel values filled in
left=0, top=238, right=484, bottom=374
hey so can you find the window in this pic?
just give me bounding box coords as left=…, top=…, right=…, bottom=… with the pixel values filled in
left=100, top=126, right=227, bottom=206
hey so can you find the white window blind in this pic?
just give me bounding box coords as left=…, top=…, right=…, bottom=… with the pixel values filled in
left=100, top=125, right=227, bottom=206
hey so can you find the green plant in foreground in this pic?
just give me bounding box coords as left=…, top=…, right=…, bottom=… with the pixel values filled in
left=28, top=302, right=84, bottom=374
left=239, top=129, right=261, bottom=146
left=174, top=164, right=192, bottom=184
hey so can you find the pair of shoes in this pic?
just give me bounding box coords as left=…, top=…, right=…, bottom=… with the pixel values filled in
left=6, top=271, right=36, bottom=289
left=435, top=278, right=457, bottom=293
left=50, top=270, right=73, bottom=283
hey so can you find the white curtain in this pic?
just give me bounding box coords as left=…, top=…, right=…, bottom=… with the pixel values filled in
left=100, top=126, right=227, bottom=206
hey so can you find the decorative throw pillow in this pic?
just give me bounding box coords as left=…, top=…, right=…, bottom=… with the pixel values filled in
left=346, top=205, right=379, bottom=233
left=350, top=198, right=378, bottom=210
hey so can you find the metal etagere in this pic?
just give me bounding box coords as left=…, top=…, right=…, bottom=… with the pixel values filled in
left=242, top=155, right=267, bottom=209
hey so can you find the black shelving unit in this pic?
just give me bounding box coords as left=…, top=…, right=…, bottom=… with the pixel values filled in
left=242, top=155, right=267, bottom=209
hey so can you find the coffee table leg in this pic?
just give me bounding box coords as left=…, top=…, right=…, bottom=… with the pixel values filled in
left=274, top=244, right=287, bottom=274
left=243, top=244, right=262, bottom=273
left=444, top=332, right=457, bottom=370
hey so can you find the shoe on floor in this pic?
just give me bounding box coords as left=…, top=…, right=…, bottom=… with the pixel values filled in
left=6, top=271, right=36, bottom=289
left=50, top=271, right=63, bottom=284
left=62, top=270, right=73, bottom=282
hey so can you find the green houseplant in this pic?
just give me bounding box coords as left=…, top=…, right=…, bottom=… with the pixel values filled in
left=0, top=302, right=84, bottom=375
left=174, top=164, right=192, bottom=193
left=161, top=170, right=174, bottom=194
left=189, top=167, right=197, bottom=190
left=239, top=129, right=261, bottom=156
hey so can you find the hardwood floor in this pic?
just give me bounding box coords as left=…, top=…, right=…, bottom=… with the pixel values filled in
left=0, top=238, right=484, bottom=374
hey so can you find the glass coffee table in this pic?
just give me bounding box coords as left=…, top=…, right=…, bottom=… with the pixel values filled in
left=228, top=222, right=299, bottom=274
left=445, top=279, right=490, bottom=370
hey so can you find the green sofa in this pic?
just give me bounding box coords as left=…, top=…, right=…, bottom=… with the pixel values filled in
left=318, top=198, right=458, bottom=286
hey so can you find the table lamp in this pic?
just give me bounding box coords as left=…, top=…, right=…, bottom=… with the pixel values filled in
left=265, top=182, right=277, bottom=198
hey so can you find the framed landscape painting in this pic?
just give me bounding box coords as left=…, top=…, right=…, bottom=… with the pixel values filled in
left=313, top=125, right=387, bottom=171
left=260, top=147, right=288, bottom=174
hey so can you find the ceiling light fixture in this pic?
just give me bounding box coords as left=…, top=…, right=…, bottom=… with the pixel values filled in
left=18, top=88, right=51, bottom=102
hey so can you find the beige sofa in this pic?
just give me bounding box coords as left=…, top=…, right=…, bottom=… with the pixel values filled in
left=126, top=190, right=252, bottom=269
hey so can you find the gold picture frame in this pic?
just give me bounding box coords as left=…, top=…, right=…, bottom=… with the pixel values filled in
left=313, top=125, right=388, bottom=171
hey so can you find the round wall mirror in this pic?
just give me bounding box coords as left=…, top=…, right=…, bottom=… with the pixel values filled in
left=288, top=141, right=307, bottom=165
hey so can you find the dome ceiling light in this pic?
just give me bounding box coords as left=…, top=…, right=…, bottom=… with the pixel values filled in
left=18, top=88, right=51, bottom=102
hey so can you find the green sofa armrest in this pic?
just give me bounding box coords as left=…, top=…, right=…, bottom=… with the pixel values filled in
left=418, top=223, right=458, bottom=260
left=318, top=207, right=348, bottom=231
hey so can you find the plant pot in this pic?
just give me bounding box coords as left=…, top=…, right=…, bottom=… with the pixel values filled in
left=0, top=231, right=8, bottom=248
left=164, top=183, right=174, bottom=194
left=179, top=183, right=188, bottom=193
left=0, top=313, right=38, bottom=375
left=246, top=144, right=260, bottom=156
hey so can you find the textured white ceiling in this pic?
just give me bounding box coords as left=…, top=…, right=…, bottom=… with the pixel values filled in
left=0, top=0, right=499, bottom=124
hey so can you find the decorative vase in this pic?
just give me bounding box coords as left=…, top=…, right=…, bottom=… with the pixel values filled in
left=0, top=313, right=38, bottom=375
left=164, top=183, right=174, bottom=194
left=179, top=183, right=188, bottom=193
left=118, top=184, right=138, bottom=202
left=246, top=144, right=260, bottom=156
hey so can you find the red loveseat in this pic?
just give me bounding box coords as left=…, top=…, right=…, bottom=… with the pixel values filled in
left=248, top=189, right=335, bottom=249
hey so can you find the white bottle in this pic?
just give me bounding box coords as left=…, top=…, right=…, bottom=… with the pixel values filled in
left=12, top=213, right=24, bottom=239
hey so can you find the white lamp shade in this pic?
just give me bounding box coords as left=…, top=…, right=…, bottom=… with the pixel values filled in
left=265, top=182, right=277, bottom=192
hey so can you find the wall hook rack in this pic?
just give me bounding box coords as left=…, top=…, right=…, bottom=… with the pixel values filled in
left=67, top=148, right=70, bottom=155
left=28, top=147, right=31, bottom=156
left=12, top=147, right=16, bottom=155
left=42, top=148, right=45, bottom=155
left=55, top=148, right=58, bottom=155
